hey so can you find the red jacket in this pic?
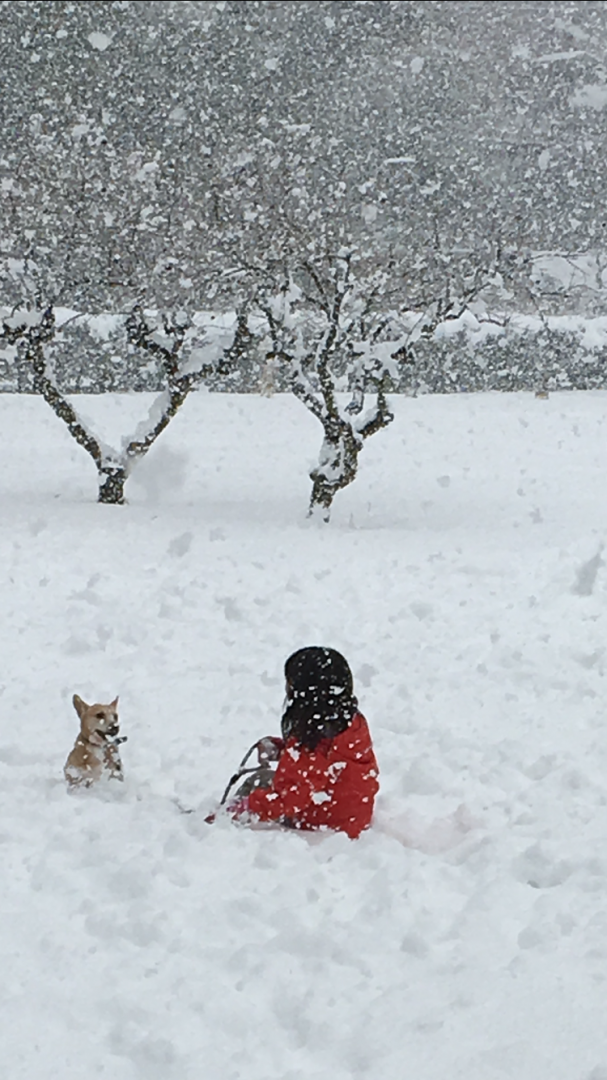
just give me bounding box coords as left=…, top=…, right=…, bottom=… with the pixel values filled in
left=245, top=713, right=379, bottom=839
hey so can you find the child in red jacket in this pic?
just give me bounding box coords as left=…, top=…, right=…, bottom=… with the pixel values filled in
left=231, top=647, right=379, bottom=839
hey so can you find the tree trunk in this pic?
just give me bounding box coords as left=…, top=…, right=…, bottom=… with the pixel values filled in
left=98, top=465, right=127, bottom=504
left=308, top=423, right=361, bottom=521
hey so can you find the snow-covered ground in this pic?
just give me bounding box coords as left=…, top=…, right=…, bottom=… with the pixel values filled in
left=2, top=390, right=607, bottom=1080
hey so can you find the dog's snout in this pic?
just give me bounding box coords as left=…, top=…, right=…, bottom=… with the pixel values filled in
left=107, top=724, right=119, bottom=737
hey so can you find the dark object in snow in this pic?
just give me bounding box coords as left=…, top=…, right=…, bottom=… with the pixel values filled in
left=203, top=739, right=279, bottom=822
left=218, top=738, right=281, bottom=809
left=572, top=549, right=604, bottom=597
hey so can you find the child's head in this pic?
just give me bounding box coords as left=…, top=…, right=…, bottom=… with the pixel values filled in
left=281, top=646, right=358, bottom=750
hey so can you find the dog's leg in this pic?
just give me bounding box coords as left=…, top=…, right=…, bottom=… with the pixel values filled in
left=104, top=744, right=124, bottom=781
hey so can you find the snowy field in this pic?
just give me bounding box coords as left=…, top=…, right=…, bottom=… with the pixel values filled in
left=2, top=389, right=607, bottom=1080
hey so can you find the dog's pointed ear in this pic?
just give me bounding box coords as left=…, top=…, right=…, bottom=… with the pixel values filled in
left=73, top=694, right=87, bottom=719
left=111, top=696, right=119, bottom=710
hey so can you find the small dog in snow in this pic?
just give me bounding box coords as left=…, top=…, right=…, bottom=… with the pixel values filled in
left=64, top=694, right=126, bottom=788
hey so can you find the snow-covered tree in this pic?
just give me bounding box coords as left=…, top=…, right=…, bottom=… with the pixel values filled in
left=0, top=262, right=251, bottom=503
left=251, top=252, right=408, bottom=519
left=250, top=237, right=509, bottom=518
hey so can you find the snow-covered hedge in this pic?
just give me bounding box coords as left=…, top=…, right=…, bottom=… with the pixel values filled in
left=398, top=313, right=607, bottom=395
left=3, top=310, right=607, bottom=395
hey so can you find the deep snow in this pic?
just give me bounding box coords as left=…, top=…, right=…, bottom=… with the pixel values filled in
left=2, top=390, right=607, bottom=1080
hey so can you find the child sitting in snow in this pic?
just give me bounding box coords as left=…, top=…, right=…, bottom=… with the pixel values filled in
left=230, top=646, right=379, bottom=839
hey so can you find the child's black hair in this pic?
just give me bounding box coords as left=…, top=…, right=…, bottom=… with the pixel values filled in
left=281, top=646, right=359, bottom=750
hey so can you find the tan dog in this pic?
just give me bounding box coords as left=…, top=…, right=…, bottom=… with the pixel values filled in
left=64, top=694, right=126, bottom=788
